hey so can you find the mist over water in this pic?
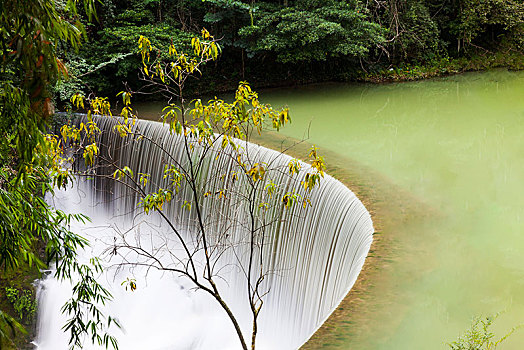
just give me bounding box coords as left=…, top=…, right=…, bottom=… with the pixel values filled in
left=36, top=186, right=241, bottom=350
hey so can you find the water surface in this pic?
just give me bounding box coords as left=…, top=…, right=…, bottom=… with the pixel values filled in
left=258, top=70, right=524, bottom=349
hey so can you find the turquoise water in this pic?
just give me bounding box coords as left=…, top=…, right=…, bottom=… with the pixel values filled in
left=258, top=70, right=524, bottom=349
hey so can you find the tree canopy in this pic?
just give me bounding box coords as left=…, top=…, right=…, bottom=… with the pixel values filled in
left=52, top=0, right=524, bottom=97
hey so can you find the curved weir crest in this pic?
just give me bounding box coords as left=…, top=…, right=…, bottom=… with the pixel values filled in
left=36, top=116, right=374, bottom=349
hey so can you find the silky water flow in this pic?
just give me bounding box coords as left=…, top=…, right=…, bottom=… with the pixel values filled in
left=35, top=116, right=373, bottom=350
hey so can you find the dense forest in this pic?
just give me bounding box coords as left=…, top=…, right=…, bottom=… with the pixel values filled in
left=59, top=0, right=524, bottom=100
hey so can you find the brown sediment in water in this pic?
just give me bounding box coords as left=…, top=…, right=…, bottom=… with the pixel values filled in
left=252, top=131, right=438, bottom=349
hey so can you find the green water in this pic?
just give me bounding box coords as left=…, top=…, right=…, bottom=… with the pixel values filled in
left=135, top=70, right=524, bottom=348
left=258, top=70, right=524, bottom=349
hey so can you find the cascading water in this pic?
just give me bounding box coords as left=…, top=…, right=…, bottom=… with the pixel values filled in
left=35, top=116, right=374, bottom=349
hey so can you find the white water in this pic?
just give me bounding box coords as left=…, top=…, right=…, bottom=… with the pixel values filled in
left=35, top=117, right=373, bottom=349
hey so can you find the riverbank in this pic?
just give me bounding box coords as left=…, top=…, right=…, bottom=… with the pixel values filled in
left=202, top=52, right=524, bottom=96
left=361, top=51, right=524, bottom=83
left=78, top=51, right=524, bottom=107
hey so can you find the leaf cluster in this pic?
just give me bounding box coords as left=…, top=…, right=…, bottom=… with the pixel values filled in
left=239, top=0, right=385, bottom=63
left=0, top=1, right=121, bottom=348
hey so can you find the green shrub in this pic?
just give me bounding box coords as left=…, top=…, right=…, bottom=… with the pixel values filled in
left=449, top=314, right=522, bottom=350
left=4, top=287, right=36, bottom=322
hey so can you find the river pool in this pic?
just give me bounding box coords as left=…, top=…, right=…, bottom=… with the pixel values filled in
left=259, top=69, right=524, bottom=349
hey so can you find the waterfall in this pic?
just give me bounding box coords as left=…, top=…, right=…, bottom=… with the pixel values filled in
left=35, top=116, right=374, bottom=349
